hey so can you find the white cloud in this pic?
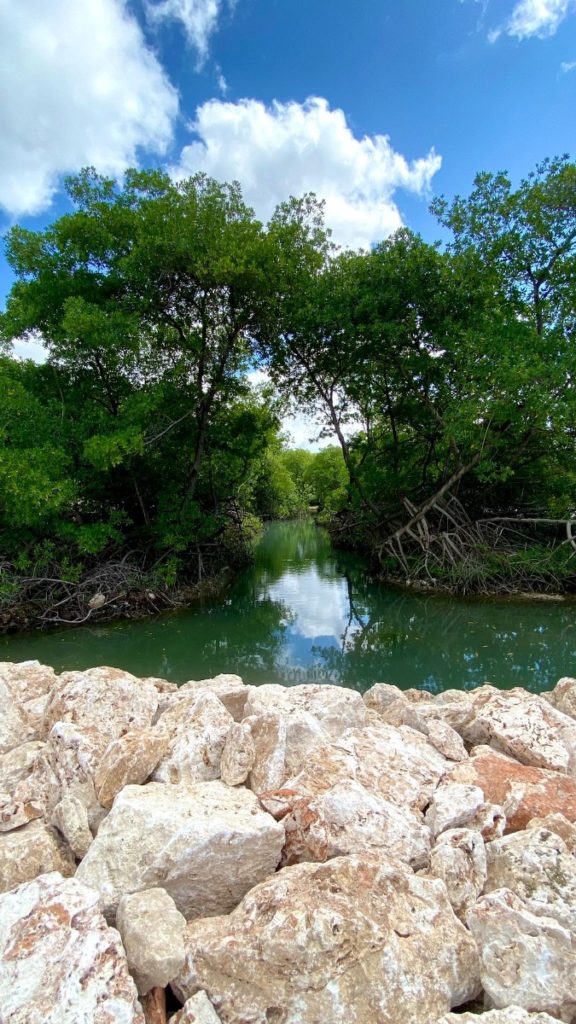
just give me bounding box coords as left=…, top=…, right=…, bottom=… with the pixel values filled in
left=491, top=0, right=575, bottom=40
left=172, top=97, right=442, bottom=249
left=146, top=0, right=224, bottom=65
left=560, top=58, right=576, bottom=70
left=0, top=0, right=178, bottom=218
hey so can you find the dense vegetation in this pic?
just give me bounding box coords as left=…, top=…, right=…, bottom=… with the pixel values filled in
left=1, top=156, right=575, bottom=628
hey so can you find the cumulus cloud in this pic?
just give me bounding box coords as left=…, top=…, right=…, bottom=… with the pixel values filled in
left=490, top=0, right=575, bottom=40
left=0, top=0, right=178, bottom=218
left=146, top=0, right=227, bottom=65
left=560, top=58, right=576, bottom=70
left=172, top=97, right=441, bottom=249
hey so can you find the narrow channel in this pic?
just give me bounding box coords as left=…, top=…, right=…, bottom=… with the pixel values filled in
left=1, top=520, right=574, bottom=693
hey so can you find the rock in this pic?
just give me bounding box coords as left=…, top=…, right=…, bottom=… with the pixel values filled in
left=173, top=854, right=480, bottom=1024
left=429, top=828, right=487, bottom=918
left=95, top=727, right=169, bottom=808
left=462, top=688, right=576, bottom=774
left=526, top=813, right=576, bottom=854
left=180, top=675, right=250, bottom=721
left=171, top=992, right=223, bottom=1024
left=51, top=794, right=93, bottom=859
left=43, top=666, right=158, bottom=742
left=116, top=888, right=187, bottom=995
left=0, top=871, right=144, bottom=1023
left=438, top=1009, right=559, bottom=1023
left=0, top=821, right=76, bottom=893
left=546, top=676, right=576, bottom=719
left=18, top=722, right=107, bottom=830
left=0, top=677, right=35, bottom=755
left=281, top=779, right=431, bottom=869
left=443, top=747, right=576, bottom=831
left=484, top=827, right=576, bottom=934
left=246, top=712, right=287, bottom=794
left=467, top=888, right=576, bottom=1021
left=20, top=694, right=50, bottom=738
left=279, top=723, right=449, bottom=814
left=0, top=792, right=43, bottom=832
left=362, top=682, right=404, bottom=714
left=0, top=660, right=57, bottom=703
left=427, top=719, right=468, bottom=761
left=425, top=784, right=486, bottom=837
left=0, top=741, right=44, bottom=795
left=154, top=691, right=233, bottom=785
left=76, top=780, right=284, bottom=919
left=243, top=683, right=369, bottom=780
left=220, top=721, right=255, bottom=786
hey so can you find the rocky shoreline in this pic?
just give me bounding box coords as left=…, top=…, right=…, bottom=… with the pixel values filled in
left=1, top=663, right=576, bottom=1022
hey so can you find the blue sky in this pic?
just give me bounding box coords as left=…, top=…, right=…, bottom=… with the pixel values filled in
left=0, top=0, right=574, bottom=314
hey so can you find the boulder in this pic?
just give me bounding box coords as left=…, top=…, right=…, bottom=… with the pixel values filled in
left=43, top=666, right=158, bottom=742
left=0, top=660, right=57, bottom=703
left=425, top=784, right=486, bottom=837
left=171, top=992, right=223, bottom=1024
left=525, top=813, right=576, bottom=854
left=0, top=741, right=44, bottom=795
left=172, top=854, right=481, bottom=1024
left=427, top=719, right=468, bottom=761
left=281, top=780, right=431, bottom=869
left=278, top=723, right=449, bottom=814
left=0, top=821, right=75, bottom=893
left=153, top=691, right=233, bottom=785
left=76, top=780, right=284, bottom=919
left=243, top=683, right=369, bottom=780
left=50, top=794, right=93, bottom=859
left=462, top=688, right=576, bottom=774
left=246, top=712, right=287, bottom=794
left=179, top=675, right=251, bottom=721
left=467, top=888, right=576, bottom=1021
left=484, top=827, right=576, bottom=935
left=362, top=682, right=404, bottom=713
left=428, top=828, right=487, bottom=918
left=95, top=726, right=169, bottom=808
left=0, top=677, right=35, bottom=755
left=116, top=888, right=187, bottom=995
left=220, top=721, right=256, bottom=786
left=443, top=747, right=576, bottom=831
left=546, top=676, right=576, bottom=720
left=20, top=694, right=50, bottom=738
left=0, top=871, right=144, bottom=1023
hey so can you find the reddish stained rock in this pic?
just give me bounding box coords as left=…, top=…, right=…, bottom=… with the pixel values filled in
left=442, top=747, right=576, bottom=832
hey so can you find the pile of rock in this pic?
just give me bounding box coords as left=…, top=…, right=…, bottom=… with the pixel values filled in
left=1, top=660, right=576, bottom=1023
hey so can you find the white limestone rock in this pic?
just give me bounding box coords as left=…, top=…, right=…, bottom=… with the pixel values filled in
left=173, top=854, right=481, bottom=1024
left=172, top=991, right=223, bottom=1024
left=76, top=780, right=284, bottom=919
left=95, top=726, right=169, bottom=808
left=438, top=1009, right=559, bottom=1023
left=546, top=676, right=576, bottom=720
left=467, top=888, right=576, bottom=1021
left=0, top=871, right=144, bottom=1023
left=484, top=827, right=576, bottom=935
left=462, top=687, right=576, bottom=775
left=116, top=888, right=187, bottom=995
left=525, top=813, right=576, bottom=854
left=220, top=721, right=256, bottom=786
left=427, top=719, right=468, bottom=761
left=0, top=741, right=44, bottom=795
left=0, top=792, right=43, bottom=832
left=246, top=712, right=287, bottom=794
left=0, top=677, right=35, bottom=755
left=0, top=821, right=76, bottom=893
left=179, top=674, right=250, bottom=721
left=43, top=666, right=158, bottom=743
left=429, top=828, right=487, bottom=918
left=51, top=794, right=94, bottom=859
left=425, top=784, right=486, bottom=837
left=0, top=660, right=57, bottom=704
left=243, top=683, right=369, bottom=780
left=153, top=691, right=233, bottom=785
left=281, top=779, right=431, bottom=869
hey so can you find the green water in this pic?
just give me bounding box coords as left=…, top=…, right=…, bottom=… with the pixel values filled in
left=1, top=520, right=575, bottom=694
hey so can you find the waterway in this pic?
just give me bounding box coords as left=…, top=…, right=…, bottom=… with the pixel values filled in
left=1, top=520, right=575, bottom=694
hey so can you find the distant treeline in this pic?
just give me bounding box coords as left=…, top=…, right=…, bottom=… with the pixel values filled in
left=1, top=155, right=575, bottom=627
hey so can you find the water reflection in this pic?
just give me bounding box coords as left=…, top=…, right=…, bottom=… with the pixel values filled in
left=1, top=520, right=575, bottom=693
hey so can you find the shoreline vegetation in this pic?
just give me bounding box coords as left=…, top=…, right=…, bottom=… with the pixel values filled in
left=1, top=157, right=576, bottom=634
left=2, top=660, right=576, bottom=1021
